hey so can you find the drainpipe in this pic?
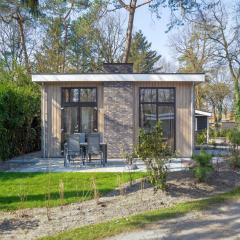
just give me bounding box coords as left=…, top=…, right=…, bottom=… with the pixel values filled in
left=42, top=82, right=46, bottom=158
left=191, top=82, right=195, bottom=155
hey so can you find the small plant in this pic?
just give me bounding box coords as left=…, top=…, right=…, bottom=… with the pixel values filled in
left=227, top=129, right=240, bottom=170
left=192, top=150, right=213, bottom=182
left=136, top=121, right=174, bottom=192
left=196, top=130, right=207, bottom=145
left=91, top=177, right=100, bottom=204
left=59, top=179, right=65, bottom=209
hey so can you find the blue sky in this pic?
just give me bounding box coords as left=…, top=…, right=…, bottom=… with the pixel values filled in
left=131, top=0, right=234, bottom=61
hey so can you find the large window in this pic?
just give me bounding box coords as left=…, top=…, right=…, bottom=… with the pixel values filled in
left=140, top=88, right=175, bottom=149
left=61, top=88, right=97, bottom=143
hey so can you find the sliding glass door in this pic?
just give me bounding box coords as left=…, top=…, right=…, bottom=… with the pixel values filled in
left=140, top=88, right=175, bottom=149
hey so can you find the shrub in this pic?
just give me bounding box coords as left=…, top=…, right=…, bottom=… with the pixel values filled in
left=192, top=150, right=213, bottom=182
left=196, top=130, right=207, bottom=145
left=227, top=129, right=240, bottom=170
left=136, top=121, right=174, bottom=191
left=0, top=82, right=40, bottom=160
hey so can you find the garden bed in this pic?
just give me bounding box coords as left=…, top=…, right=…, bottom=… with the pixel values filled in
left=1, top=162, right=240, bottom=240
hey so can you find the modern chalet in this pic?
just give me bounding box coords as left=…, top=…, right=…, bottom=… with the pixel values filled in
left=32, top=63, right=205, bottom=158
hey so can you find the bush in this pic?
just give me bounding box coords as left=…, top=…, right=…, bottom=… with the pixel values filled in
left=136, top=121, right=174, bottom=191
left=0, top=83, right=40, bottom=160
left=227, top=129, right=240, bottom=170
left=192, top=150, right=213, bottom=182
left=196, top=130, right=207, bottom=145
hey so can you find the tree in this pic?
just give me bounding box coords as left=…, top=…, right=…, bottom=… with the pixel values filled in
left=34, top=0, right=93, bottom=73
left=110, top=0, right=199, bottom=63
left=195, top=0, right=240, bottom=124
left=129, top=30, right=161, bottom=73
left=0, top=0, right=40, bottom=73
left=170, top=23, right=215, bottom=109
left=93, top=13, right=125, bottom=63
left=203, top=70, right=230, bottom=128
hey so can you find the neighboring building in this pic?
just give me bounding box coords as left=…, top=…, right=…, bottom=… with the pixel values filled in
left=195, top=110, right=211, bottom=143
left=32, top=63, right=205, bottom=158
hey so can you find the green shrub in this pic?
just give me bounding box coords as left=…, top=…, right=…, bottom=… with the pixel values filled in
left=136, top=121, right=174, bottom=191
left=227, top=129, right=240, bottom=170
left=0, top=82, right=40, bottom=160
left=192, top=150, right=213, bottom=182
left=196, top=130, right=207, bottom=145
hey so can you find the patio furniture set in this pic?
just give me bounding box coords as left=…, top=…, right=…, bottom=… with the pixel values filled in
left=64, top=132, right=107, bottom=167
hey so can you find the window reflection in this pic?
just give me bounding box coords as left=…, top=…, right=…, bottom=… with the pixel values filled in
left=140, top=88, right=175, bottom=149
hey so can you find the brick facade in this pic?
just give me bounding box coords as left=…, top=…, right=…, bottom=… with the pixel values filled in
left=103, top=82, right=134, bottom=158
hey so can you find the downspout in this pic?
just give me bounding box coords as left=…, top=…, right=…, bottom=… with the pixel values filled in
left=42, top=82, right=46, bottom=158
left=191, top=82, right=195, bottom=156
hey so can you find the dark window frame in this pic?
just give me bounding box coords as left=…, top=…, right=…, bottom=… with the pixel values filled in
left=139, top=87, right=176, bottom=150
left=61, top=87, right=98, bottom=152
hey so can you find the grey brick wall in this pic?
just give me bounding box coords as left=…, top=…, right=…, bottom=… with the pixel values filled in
left=103, top=82, right=134, bottom=158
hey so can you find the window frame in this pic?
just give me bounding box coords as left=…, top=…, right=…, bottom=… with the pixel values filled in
left=139, top=87, right=176, bottom=150
left=61, top=87, right=98, bottom=151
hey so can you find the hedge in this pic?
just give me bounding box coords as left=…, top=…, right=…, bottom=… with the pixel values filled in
left=0, top=83, right=40, bottom=160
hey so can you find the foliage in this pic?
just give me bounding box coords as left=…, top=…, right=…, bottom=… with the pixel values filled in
left=203, top=81, right=230, bottom=127
left=192, top=150, right=213, bottom=182
left=40, top=187, right=240, bottom=240
left=227, top=129, right=240, bottom=170
left=196, top=130, right=207, bottom=145
left=136, top=121, right=174, bottom=191
left=0, top=172, right=145, bottom=211
left=209, top=128, right=230, bottom=138
left=0, top=81, right=40, bottom=160
left=129, top=30, right=161, bottom=73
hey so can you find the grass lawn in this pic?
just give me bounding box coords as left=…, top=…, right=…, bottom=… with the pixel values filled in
left=0, top=172, right=145, bottom=211
left=40, top=187, right=240, bottom=240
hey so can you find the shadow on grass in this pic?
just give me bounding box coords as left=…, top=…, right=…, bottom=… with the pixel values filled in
left=0, top=188, right=114, bottom=211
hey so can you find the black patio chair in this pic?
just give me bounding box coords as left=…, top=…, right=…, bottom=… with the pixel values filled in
left=87, top=133, right=104, bottom=166
left=64, top=133, right=83, bottom=167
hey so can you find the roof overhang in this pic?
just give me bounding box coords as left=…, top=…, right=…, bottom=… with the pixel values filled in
left=195, top=110, right=212, bottom=117
left=32, top=73, right=205, bottom=83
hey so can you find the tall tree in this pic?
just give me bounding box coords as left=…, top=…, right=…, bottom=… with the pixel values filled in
left=129, top=30, right=161, bottom=73
left=195, top=0, right=240, bottom=124
left=110, top=0, right=199, bottom=63
left=170, top=23, right=215, bottom=109
left=0, top=0, right=39, bottom=73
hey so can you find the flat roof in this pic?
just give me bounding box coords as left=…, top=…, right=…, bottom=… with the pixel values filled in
left=195, top=110, right=212, bottom=117
left=32, top=73, right=205, bottom=83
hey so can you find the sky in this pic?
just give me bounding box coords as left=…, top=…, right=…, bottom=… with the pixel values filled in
left=131, top=0, right=235, bottom=62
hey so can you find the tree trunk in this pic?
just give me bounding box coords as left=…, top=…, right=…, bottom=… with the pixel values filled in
left=233, top=76, right=240, bottom=124
left=123, top=1, right=137, bottom=63
left=16, top=11, right=31, bottom=73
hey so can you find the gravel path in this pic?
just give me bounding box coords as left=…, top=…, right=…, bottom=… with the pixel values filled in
left=107, top=199, right=240, bottom=240
left=0, top=169, right=240, bottom=240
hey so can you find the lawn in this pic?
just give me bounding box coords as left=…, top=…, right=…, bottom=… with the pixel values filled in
left=0, top=172, right=145, bottom=211
left=40, top=187, right=240, bottom=240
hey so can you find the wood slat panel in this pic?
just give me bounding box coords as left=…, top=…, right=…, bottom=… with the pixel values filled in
left=134, top=82, right=193, bottom=157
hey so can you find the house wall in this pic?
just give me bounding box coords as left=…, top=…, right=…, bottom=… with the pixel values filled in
left=133, top=82, right=194, bottom=157
left=103, top=82, right=134, bottom=158
left=41, top=81, right=194, bottom=158
left=41, top=82, right=103, bottom=157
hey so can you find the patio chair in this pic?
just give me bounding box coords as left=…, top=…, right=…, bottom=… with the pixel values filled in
left=79, top=132, right=86, bottom=164
left=64, top=133, right=82, bottom=167
left=87, top=133, right=104, bottom=166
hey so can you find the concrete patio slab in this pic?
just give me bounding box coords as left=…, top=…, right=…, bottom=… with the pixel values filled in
left=1, top=152, right=225, bottom=173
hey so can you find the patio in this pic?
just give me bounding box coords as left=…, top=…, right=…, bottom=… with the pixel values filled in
left=0, top=151, right=201, bottom=173
left=2, top=154, right=227, bottom=173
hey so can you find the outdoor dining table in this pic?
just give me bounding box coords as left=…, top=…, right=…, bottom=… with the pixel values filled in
left=80, top=142, right=107, bottom=164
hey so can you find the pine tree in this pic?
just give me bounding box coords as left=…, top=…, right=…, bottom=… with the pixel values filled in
left=129, top=30, right=161, bottom=73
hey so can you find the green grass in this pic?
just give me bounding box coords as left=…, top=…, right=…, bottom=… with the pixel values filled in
left=40, top=187, right=240, bottom=240
left=0, top=172, right=145, bottom=211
